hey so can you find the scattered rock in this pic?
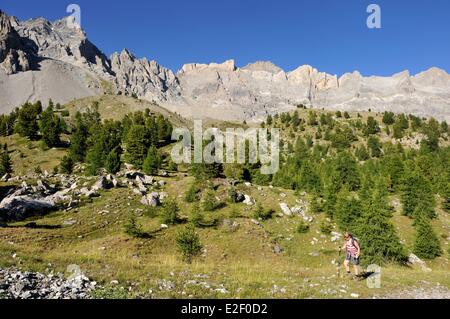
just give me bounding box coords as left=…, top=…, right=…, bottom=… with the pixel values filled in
left=243, top=195, right=255, bottom=206
left=92, top=176, right=113, bottom=191
left=279, top=203, right=292, bottom=216
left=0, top=195, right=55, bottom=222
left=273, top=245, right=283, bottom=254
left=140, top=192, right=161, bottom=207
left=408, top=254, right=432, bottom=272
left=0, top=268, right=95, bottom=299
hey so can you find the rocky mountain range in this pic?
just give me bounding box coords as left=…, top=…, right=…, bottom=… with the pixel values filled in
left=1, top=9, right=449, bottom=122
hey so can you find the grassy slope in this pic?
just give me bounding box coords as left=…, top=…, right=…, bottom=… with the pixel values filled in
left=0, top=102, right=449, bottom=299
left=0, top=172, right=449, bottom=298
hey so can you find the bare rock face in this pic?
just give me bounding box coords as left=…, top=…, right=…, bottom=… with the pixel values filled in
left=110, top=49, right=181, bottom=101
left=0, top=10, right=35, bottom=74
left=15, top=15, right=112, bottom=77
left=1, top=9, right=450, bottom=122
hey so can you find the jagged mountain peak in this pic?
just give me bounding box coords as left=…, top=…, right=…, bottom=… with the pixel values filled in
left=1, top=9, right=450, bottom=122
left=0, top=10, right=35, bottom=75
left=242, top=61, right=284, bottom=74
left=179, top=59, right=236, bottom=74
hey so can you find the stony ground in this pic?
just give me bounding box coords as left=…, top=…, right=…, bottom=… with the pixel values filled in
left=0, top=268, right=95, bottom=299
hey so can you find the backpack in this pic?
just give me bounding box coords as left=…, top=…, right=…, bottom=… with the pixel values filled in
left=352, top=237, right=360, bottom=248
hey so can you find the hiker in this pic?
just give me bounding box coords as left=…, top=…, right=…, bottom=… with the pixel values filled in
left=341, top=232, right=361, bottom=277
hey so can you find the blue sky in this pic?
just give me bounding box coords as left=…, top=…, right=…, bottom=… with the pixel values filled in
left=2, top=0, right=450, bottom=76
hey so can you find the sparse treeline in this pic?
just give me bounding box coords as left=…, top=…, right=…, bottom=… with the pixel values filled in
left=67, top=103, right=173, bottom=175
left=264, top=110, right=449, bottom=263
left=195, top=109, right=449, bottom=263
left=0, top=100, right=174, bottom=176
left=0, top=100, right=66, bottom=147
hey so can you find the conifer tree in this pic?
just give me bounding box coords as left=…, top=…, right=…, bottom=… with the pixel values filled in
left=364, top=116, right=381, bottom=136
left=143, top=145, right=162, bottom=175
left=69, top=112, right=89, bottom=162
left=334, top=188, right=362, bottom=231
left=125, top=125, right=151, bottom=168
left=39, top=104, right=65, bottom=147
left=443, top=182, right=450, bottom=213
left=401, top=169, right=436, bottom=219
left=0, top=146, right=12, bottom=176
left=14, top=102, right=42, bottom=139
left=356, top=182, right=407, bottom=264
left=413, top=214, right=442, bottom=260
left=59, top=155, right=74, bottom=174
left=105, top=147, right=122, bottom=174
left=202, top=185, right=219, bottom=212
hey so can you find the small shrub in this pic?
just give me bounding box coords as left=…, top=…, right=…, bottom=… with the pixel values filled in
left=61, top=110, right=70, bottom=117
left=35, top=166, right=42, bottom=174
left=39, top=140, right=49, bottom=151
left=144, top=206, right=159, bottom=218
left=253, top=203, right=273, bottom=221
left=185, top=183, right=200, bottom=203
left=296, top=221, right=310, bottom=234
left=202, top=187, right=219, bottom=212
left=160, top=199, right=180, bottom=225
left=189, top=203, right=204, bottom=227
left=227, top=187, right=238, bottom=203
left=319, top=219, right=333, bottom=235
left=176, top=225, right=202, bottom=262
left=309, top=196, right=323, bottom=214
left=59, top=155, right=74, bottom=174
left=124, top=216, right=146, bottom=238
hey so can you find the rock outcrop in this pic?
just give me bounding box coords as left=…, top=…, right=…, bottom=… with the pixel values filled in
left=15, top=15, right=112, bottom=77
left=0, top=268, right=95, bottom=299
left=0, top=10, right=35, bottom=74
left=111, top=49, right=181, bottom=101
left=0, top=195, right=55, bottom=222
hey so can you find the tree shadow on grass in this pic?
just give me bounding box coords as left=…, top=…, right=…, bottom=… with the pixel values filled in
left=5, top=222, right=62, bottom=230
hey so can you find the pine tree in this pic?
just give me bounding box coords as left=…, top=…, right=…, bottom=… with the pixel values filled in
left=334, top=188, right=362, bottom=231
left=202, top=186, right=219, bottom=212
left=443, top=182, right=450, bottom=213
left=105, top=147, right=122, bottom=174
left=160, top=199, right=180, bottom=225
left=0, top=147, right=12, bottom=176
left=364, top=116, right=381, bottom=136
left=333, top=152, right=360, bottom=191
left=14, top=102, right=42, bottom=139
left=189, top=203, right=204, bottom=227
left=59, top=155, right=74, bottom=174
left=368, top=136, right=382, bottom=158
left=382, top=112, right=395, bottom=125
left=297, top=161, right=320, bottom=193
left=143, top=145, right=162, bottom=175
left=413, top=214, right=442, bottom=260
left=308, top=111, right=318, bottom=126
left=355, top=145, right=370, bottom=161
left=85, top=144, right=104, bottom=176
left=39, top=104, right=65, bottom=147
left=356, top=183, right=407, bottom=264
left=69, top=112, right=89, bottom=162
left=125, top=125, right=151, bottom=168
left=401, top=169, right=436, bottom=219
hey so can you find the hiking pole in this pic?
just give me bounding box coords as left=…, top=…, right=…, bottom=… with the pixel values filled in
left=336, top=247, right=342, bottom=278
